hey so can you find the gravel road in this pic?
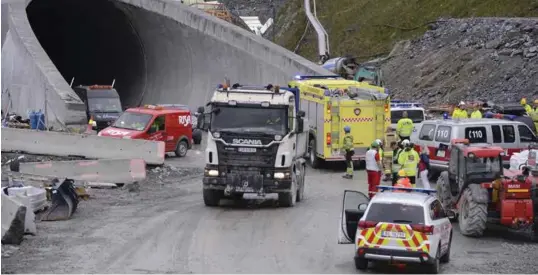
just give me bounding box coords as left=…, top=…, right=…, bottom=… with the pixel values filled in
left=2, top=137, right=538, bottom=273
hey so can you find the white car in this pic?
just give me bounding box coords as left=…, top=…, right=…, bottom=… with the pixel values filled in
left=338, top=186, right=453, bottom=274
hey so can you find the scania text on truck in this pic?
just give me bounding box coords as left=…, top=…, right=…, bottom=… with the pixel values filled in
left=200, top=83, right=308, bottom=207
left=72, top=84, right=123, bottom=132
left=288, top=75, right=390, bottom=169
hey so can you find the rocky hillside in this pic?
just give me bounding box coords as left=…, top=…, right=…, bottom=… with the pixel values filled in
left=273, top=0, right=538, bottom=61
left=381, top=18, right=538, bottom=104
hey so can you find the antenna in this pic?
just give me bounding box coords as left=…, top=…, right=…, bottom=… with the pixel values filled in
left=70, top=77, right=75, bottom=87
left=111, top=79, right=116, bottom=88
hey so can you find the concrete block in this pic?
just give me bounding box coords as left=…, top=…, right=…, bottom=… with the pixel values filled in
left=19, top=158, right=147, bottom=184
left=1, top=128, right=165, bottom=165
left=1, top=189, right=27, bottom=244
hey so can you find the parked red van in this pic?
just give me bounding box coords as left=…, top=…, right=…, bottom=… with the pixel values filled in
left=98, top=105, right=193, bottom=157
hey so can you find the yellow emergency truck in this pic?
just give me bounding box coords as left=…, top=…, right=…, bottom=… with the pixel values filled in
left=288, top=75, right=391, bottom=168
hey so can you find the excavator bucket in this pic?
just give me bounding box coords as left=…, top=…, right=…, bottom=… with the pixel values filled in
left=40, top=179, right=79, bottom=221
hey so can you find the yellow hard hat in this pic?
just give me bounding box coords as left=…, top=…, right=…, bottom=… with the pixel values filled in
left=398, top=170, right=407, bottom=177
left=521, top=98, right=527, bottom=105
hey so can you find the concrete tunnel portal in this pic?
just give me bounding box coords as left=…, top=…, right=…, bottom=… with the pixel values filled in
left=26, top=0, right=147, bottom=108
left=3, top=0, right=330, bottom=129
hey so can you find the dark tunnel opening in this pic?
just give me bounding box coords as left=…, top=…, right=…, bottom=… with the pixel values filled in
left=26, top=0, right=146, bottom=108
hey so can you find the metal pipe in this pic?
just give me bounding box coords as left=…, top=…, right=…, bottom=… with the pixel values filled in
left=304, top=0, right=329, bottom=62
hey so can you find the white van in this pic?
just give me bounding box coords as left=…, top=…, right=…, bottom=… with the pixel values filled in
left=390, top=101, right=426, bottom=133
left=411, top=119, right=538, bottom=173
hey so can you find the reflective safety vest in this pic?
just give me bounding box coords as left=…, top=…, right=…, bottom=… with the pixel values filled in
left=397, top=149, right=419, bottom=177
left=392, top=148, right=402, bottom=173
left=452, top=108, right=468, bottom=119
left=343, top=133, right=354, bottom=151
left=470, top=110, right=482, bottom=118
left=396, top=118, right=414, bottom=137
left=530, top=111, right=538, bottom=132
left=524, top=104, right=533, bottom=114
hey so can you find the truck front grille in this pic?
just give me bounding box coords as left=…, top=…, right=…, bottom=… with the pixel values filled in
left=216, top=142, right=278, bottom=167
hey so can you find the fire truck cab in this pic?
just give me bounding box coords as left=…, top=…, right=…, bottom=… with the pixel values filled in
left=98, top=104, right=193, bottom=157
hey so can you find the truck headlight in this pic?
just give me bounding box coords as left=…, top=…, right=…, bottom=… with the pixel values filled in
left=205, top=169, right=219, bottom=176
left=274, top=135, right=282, bottom=141
left=213, top=132, right=220, bottom=138
left=274, top=172, right=290, bottom=179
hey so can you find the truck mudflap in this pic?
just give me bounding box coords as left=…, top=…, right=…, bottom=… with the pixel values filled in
left=41, top=179, right=79, bottom=221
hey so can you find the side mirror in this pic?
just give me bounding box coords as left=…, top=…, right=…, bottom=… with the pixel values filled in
left=297, top=110, right=306, bottom=118
left=201, top=113, right=211, bottom=131
left=297, top=118, right=304, bottom=133
left=446, top=210, right=456, bottom=220
left=358, top=203, right=368, bottom=212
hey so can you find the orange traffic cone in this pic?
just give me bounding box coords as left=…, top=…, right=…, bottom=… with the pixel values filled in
left=85, top=116, right=94, bottom=134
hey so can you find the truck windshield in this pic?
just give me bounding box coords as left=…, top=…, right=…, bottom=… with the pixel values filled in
left=466, top=156, right=502, bottom=175
left=87, top=97, right=122, bottom=113
left=391, top=110, right=425, bottom=124
left=210, top=105, right=287, bottom=135
left=112, top=111, right=152, bottom=131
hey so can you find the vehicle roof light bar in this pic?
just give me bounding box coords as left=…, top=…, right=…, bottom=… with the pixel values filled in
left=377, top=186, right=437, bottom=195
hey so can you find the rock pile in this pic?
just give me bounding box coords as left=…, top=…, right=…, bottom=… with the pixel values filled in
left=381, top=17, right=538, bottom=104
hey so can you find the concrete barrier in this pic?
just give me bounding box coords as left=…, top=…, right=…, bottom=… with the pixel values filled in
left=1, top=189, right=27, bottom=244
left=1, top=128, right=165, bottom=165
left=19, top=159, right=146, bottom=184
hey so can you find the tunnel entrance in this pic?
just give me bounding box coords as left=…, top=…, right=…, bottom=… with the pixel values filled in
left=26, top=0, right=146, bottom=108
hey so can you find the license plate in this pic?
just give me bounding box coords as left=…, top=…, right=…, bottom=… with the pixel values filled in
left=436, top=150, right=445, bottom=158
left=228, top=186, right=255, bottom=192
left=238, top=147, right=256, bottom=153
left=381, top=231, right=406, bottom=239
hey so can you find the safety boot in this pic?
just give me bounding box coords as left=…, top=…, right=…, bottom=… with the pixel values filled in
left=342, top=174, right=353, bottom=179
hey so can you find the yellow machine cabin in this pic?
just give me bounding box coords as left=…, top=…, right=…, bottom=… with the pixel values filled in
left=288, top=75, right=390, bottom=168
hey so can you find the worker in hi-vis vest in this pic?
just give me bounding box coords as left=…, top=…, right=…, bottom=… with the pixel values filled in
left=396, top=111, right=414, bottom=141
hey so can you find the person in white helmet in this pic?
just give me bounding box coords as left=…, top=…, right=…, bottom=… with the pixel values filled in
left=452, top=101, right=468, bottom=119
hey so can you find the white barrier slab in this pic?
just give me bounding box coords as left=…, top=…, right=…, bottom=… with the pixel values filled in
left=1, top=128, right=165, bottom=165
left=19, top=159, right=146, bottom=184
left=1, top=190, right=27, bottom=244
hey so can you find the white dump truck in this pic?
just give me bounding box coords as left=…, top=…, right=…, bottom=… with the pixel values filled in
left=199, top=82, right=308, bottom=207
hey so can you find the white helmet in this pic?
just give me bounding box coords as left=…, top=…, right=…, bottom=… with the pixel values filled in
left=375, top=139, right=383, bottom=145
left=401, top=139, right=410, bottom=146
left=458, top=101, right=465, bottom=107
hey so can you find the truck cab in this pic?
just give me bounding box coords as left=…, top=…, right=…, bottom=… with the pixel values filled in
left=98, top=105, right=193, bottom=157
left=72, top=85, right=123, bottom=131
left=200, top=83, right=308, bottom=207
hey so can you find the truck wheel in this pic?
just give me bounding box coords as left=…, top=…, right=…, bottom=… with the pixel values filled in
left=175, top=140, right=189, bottom=157
left=436, top=171, right=454, bottom=210
left=296, top=166, right=305, bottom=202
left=203, top=189, right=222, bottom=207
left=193, top=129, right=202, bottom=144
left=308, top=139, right=321, bottom=169
left=279, top=173, right=297, bottom=207
left=354, top=258, right=368, bottom=270
left=458, top=187, right=487, bottom=237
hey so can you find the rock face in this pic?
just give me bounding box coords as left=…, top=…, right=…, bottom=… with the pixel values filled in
left=381, top=18, right=538, bottom=104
